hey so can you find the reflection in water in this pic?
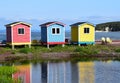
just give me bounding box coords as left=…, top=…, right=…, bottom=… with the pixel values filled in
left=41, top=63, right=47, bottom=83
left=12, top=64, right=31, bottom=83
left=41, top=62, right=71, bottom=83
left=32, top=63, right=41, bottom=83
left=71, top=63, right=79, bottom=83
left=11, top=61, right=120, bottom=83
left=78, top=62, right=94, bottom=83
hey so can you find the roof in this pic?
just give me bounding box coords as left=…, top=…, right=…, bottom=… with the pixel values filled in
left=70, top=22, right=94, bottom=26
left=5, top=21, right=31, bottom=27
left=40, top=21, right=65, bottom=27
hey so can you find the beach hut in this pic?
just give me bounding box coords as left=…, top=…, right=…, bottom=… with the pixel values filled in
left=70, top=22, right=95, bottom=46
left=40, top=21, right=65, bottom=48
left=5, top=21, right=31, bottom=49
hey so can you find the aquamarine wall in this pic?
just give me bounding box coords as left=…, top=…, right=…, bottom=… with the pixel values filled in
left=47, top=24, right=65, bottom=42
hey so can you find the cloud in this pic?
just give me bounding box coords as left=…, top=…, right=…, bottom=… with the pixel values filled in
left=85, top=16, right=120, bottom=24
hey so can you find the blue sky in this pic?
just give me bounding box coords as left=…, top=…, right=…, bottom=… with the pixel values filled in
left=0, top=0, right=120, bottom=20
left=0, top=0, right=120, bottom=31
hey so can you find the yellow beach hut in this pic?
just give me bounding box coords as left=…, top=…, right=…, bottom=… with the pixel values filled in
left=70, top=22, right=95, bottom=46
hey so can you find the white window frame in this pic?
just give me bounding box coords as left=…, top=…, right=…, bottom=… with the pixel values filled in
left=18, top=28, right=25, bottom=35
left=51, top=28, right=61, bottom=35
left=84, top=27, right=89, bottom=34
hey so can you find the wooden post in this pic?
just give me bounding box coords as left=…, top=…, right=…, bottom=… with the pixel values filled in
left=47, top=44, right=49, bottom=49
left=12, top=45, right=15, bottom=50
left=29, top=44, right=31, bottom=48
left=62, top=44, right=65, bottom=47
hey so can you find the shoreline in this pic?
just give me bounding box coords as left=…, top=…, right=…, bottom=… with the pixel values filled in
left=1, top=52, right=120, bottom=64
left=0, top=44, right=120, bottom=63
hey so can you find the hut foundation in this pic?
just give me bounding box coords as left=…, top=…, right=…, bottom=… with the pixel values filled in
left=47, top=44, right=50, bottom=49
left=12, top=45, right=15, bottom=50
left=62, top=44, right=65, bottom=47
left=28, top=44, right=31, bottom=48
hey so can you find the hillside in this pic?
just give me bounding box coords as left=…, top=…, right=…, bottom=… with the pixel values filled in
left=96, top=22, right=120, bottom=31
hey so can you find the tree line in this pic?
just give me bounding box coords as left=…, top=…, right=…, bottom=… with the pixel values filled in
left=96, top=22, right=120, bottom=31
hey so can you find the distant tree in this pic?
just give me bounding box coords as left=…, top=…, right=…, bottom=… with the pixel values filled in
left=95, top=21, right=120, bottom=31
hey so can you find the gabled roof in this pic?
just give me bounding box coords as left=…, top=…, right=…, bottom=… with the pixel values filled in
left=70, top=22, right=94, bottom=27
left=40, top=21, right=65, bottom=27
left=5, top=21, right=31, bottom=27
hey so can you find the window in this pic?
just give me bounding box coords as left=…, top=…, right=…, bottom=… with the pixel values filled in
left=56, top=28, right=60, bottom=34
left=52, top=28, right=55, bottom=34
left=18, top=28, right=24, bottom=34
left=84, top=28, right=89, bottom=33
left=52, top=28, right=60, bottom=34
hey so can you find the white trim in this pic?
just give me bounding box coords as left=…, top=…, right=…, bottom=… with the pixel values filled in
left=93, top=27, right=95, bottom=42
left=51, top=27, right=61, bottom=35
left=63, top=27, right=65, bottom=42
left=47, top=27, right=49, bottom=42
left=78, top=23, right=94, bottom=27
left=11, top=22, right=31, bottom=27
left=30, top=27, right=31, bottom=43
left=18, top=28, right=25, bottom=35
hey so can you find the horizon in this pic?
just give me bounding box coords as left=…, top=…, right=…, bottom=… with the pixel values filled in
left=0, top=0, right=120, bottom=31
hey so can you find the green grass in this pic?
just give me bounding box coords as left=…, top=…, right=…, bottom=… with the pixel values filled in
left=74, top=45, right=99, bottom=56
left=19, top=47, right=32, bottom=54
left=115, top=48, right=120, bottom=53
left=0, top=44, right=120, bottom=62
left=0, top=47, right=11, bottom=54
left=0, top=66, right=17, bottom=83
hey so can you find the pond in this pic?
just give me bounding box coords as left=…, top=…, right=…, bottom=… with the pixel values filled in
left=1, top=61, right=120, bottom=83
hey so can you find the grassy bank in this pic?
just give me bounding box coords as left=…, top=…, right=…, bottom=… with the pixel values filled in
left=0, top=44, right=120, bottom=63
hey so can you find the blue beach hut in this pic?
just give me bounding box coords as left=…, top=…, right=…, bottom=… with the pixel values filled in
left=40, top=21, right=65, bottom=48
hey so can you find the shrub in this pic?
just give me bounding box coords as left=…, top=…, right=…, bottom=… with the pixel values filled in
left=19, top=48, right=31, bottom=54
left=115, top=48, right=120, bottom=52
left=74, top=46, right=99, bottom=56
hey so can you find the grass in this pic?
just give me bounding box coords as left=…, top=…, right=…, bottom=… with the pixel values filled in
left=74, top=45, right=99, bottom=56
left=0, top=66, right=17, bottom=83
left=115, top=48, right=120, bottom=53
left=0, top=47, right=11, bottom=54
left=19, top=47, right=32, bottom=54
left=0, top=44, right=120, bottom=62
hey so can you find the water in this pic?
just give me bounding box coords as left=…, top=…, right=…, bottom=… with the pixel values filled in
left=95, top=32, right=120, bottom=40
left=4, top=61, right=120, bottom=83
left=0, top=32, right=120, bottom=42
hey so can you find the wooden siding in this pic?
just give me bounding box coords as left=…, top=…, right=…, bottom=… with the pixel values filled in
left=41, top=23, right=65, bottom=45
left=79, top=24, right=95, bottom=42
left=6, top=27, right=12, bottom=43
left=47, top=24, right=65, bottom=43
left=12, top=24, right=30, bottom=44
left=41, top=27, right=47, bottom=42
left=71, top=26, right=78, bottom=42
